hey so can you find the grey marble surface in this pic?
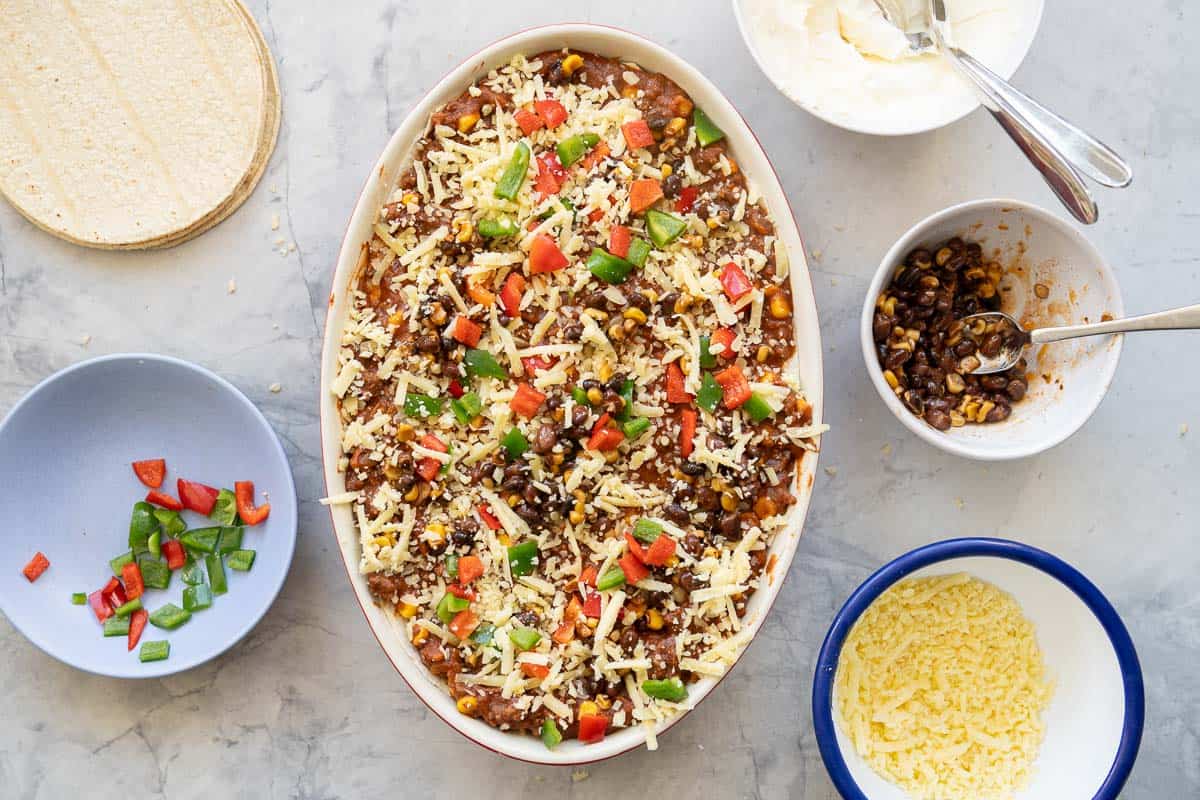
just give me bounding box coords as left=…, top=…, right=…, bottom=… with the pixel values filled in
left=1, top=1, right=1197, bottom=797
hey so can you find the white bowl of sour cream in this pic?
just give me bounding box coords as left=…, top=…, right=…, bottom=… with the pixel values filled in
left=733, top=0, right=1045, bottom=135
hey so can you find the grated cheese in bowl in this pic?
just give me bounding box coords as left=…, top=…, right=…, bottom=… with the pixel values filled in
left=834, top=573, right=1054, bottom=800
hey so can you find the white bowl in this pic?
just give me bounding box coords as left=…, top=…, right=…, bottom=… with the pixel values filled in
left=861, top=199, right=1123, bottom=460
left=813, top=538, right=1144, bottom=800
left=731, top=0, right=1045, bottom=136
left=319, top=24, right=825, bottom=763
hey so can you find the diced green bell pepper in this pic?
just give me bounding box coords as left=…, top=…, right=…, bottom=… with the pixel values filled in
left=148, top=531, right=161, bottom=559
left=227, top=550, right=256, bottom=572
left=404, top=393, right=443, bottom=419
left=128, top=502, right=157, bottom=554
left=436, top=592, right=470, bottom=624
left=217, top=527, right=243, bottom=555
left=464, top=348, right=508, bottom=380
left=500, top=427, right=528, bottom=461
left=153, top=508, right=187, bottom=537
left=743, top=392, right=774, bottom=422
left=114, top=597, right=143, bottom=618
left=621, top=417, right=650, bottom=439
left=541, top=719, right=563, bottom=750
left=183, top=584, right=214, bottom=612
left=586, top=248, right=634, bottom=284
left=645, top=209, right=687, bottom=247
left=699, top=336, right=718, bottom=369
left=110, top=550, right=135, bottom=577
left=556, top=132, right=599, bottom=167
left=210, top=489, right=239, bottom=526
left=71, top=592, right=87, bottom=605
left=494, top=141, right=530, bottom=200
left=470, top=622, right=496, bottom=646
left=507, top=540, right=539, bottom=577
left=696, top=371, right=723, bottom=413
left=478, top=217, right=519, bottom=238
left=632, top=519, right=664, bottom=544
left=139, top=640, right=170, bottom=663
left=206, top=554, right=227, bottom=596
left=139, top=558, right=171, bottom=590
left=626, top=237, right=652, bottom=268
left=180, top=527, right=221, bottom=554
left=692, top=107, right=725, bottom=147
left=508, top=626, right=541, bottom=651
left=103, top=616, right=130, bottom=637
left=642, top=676, right=688, bottom=702
left=181, top=555, right=206, bottom=586
left=451, top=391, right=483, bottom=425
left=149, top=603, right=191, bottom=630
left=615, top=379, right=635, bottom=422
left=571, top=386, right=590, bottom=406
left=445, top=553, right=459, bottom=579
left=597, top=566, right=626, bottom=591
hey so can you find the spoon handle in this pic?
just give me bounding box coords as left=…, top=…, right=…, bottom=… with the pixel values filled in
left=937, top=46, right=1098, bottom=224
left=1030, top=304, right=1200, bottom=345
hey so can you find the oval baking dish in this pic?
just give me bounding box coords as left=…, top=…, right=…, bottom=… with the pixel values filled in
left=319, top=23, right=824, bottom=764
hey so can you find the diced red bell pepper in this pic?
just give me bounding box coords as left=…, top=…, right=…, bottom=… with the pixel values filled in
left=448, top=609, right=480, bottom=640
left=666, top=362, right=693, bottom=404
left=145, top=490, right=183, bottom=511
left=586, top=413, right=624, bottom=451
left=582, top=590, right=601, bottom=619
left=680, top=408, right=698, bottom=459
left=177, top=478, right=220, bottom=515
left=578, top=713, right=609, bottom=744
left=457, top=555, right=484, bottom=584
left=102, top=577, right=127, bottom=611
left=618, top=552, right=650, bottom=585
left=448, top=378, right=465, bottom=399
left=128, top=608, right=148, bottom=651
left=132, top=458, right=166, bottom=488
left=500, top=272, right=527, bottom=317
left=629, top=178, right=664, bottom=213
left=510, top=382, right=547, bottom=418
left=534, top=99, right=568, bottom=128
left=608, top=225, right=632, bottom=259
left=720, top=261, right=753, bottom=302
left=447, top=583, right=477, bottom=601
left=234, top=481, right=271, bottom=526
left=529, top=233, right=569, bottom=274
left=415, top=434, right=448, bottom=482
left=162, top=539, right=186, bottom=570
left=587, top=208, right=604, bottom=224
left=715, top=365, right=752, bottom=409
left=580, top=140, right=610, bottom=171
left=621, top=119, right=655, bottom=150
left=711, top=327, right=736, bottom=360
left=478, top=504, right=502, bottom=531
left=624, top=533, right=648, bottom=564
left=675, top=186, right=699, bottom=214
left=521, top=356, right=555, bottom=374
left=88, top=590, right=113, bottom=622
left=521, top=661, right=551, bottom=678
left=21, top=551, right=49, bottom=582
left=514, top=107, right=544, bottom=136
left=535, top=151, right=565, bottom=199
left=466, top=275, right=496, bottom=308
left=579, top=566, right=601, bottom=618
left=580, top=565, right=598, bottom=587
left=553, top=595, right=583, bottom=644
left=451, top=316, right=483, bottom=347
left=121, top=562, right=145, bottom=600
left=644, top=534, right=677, bottom=567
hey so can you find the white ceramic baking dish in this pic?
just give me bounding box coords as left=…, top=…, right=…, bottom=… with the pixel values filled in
left=319, top=23, right=824, bottom=764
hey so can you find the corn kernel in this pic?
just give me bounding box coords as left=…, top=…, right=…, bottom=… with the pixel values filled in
left=456, top=695, right=479, bottom=715
left=622, top=307, right=647, bottom=324
left=768, top=290, right=791, bottom=320
left=673, top=294, right=693, bottom=314
left=399, top=602, right=418, bottom=619
left=608, top=322, right=625, bottom=341
left=665, top=555, right=680, bottom=568
left=586, top=387, right=603, bottom=405
left=720, top=492, right=738, bottom=512
left=977, top=400, right=996, bottom=423
left=579, top=701, right=600, bottom=718
left=706, top=217, right=720, bottom=230
left=594, top=694, right=612, bottom=710
left=403, top=486, right=420, bottom=502
left=663, top=117, right=687, bottom=137
left=646, top=609, right=664, bottom=630
left=507, top=493, right=520, bottom=508
left=387, top=311, right=405, bottom=327
left=756, top=345, right=770, bottom=363
left=561, top=53, right=584, bottom=76
left=396, top=423, right=416, bottom=442
left=497, top=533, right=511, bottom=546
left=569, top=510, right=585, bottom=526
left=401, top=192, right=419, bottom=205
left=660, top=164, right=672, bottom=178
left=598, top=362, right=613, bottom=383
left=883, top=370, right=900, bottom=390
left=604, top=450, right=620, bottom=464
left=457, top=113, right=480, bottom=134
left=411, top=626, right=429, bottom=645
left=454, top=218, right=473, bottom=243
left=426, top=522, right=446, bottom=544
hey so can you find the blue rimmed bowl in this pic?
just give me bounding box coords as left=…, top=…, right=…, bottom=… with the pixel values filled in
left=813, top=538, right=1144, bottom=800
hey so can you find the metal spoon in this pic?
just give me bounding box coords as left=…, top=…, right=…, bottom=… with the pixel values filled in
left=873, top=0, right=1132, bottom=225
left=961, top=304, right=1200, bottom=374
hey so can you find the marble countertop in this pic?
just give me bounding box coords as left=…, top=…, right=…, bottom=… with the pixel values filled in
left=2, top=1, right=1197, bottom=797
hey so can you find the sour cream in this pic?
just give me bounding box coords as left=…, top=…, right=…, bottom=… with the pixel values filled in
left=739, top=0, right=1043, bottom=134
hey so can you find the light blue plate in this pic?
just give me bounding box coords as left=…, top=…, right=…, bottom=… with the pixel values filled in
left=0, top=353, right=297, bottom=678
